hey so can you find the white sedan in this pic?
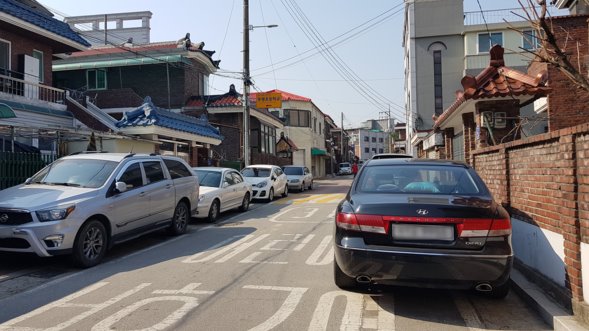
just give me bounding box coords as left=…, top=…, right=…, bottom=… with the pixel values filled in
left=193, top=167, right=252, bottom=223
left=241, top=164, right=288, bottom=201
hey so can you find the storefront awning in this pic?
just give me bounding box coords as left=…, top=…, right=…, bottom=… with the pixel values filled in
left=0, top=103, right=16, bottom=118
left=52, top=55, right=191, bottom=71
left=311, top=147, right=327, bottom=156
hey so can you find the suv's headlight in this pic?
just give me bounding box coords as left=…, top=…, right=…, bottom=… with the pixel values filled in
left=256, top=181, right=268, bottom=188
left=36, top=205, right=76, bottom=222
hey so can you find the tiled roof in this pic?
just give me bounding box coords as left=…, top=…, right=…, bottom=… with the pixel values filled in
left=249, top=89, right=311, bottom=102
left=116, top=97, right=223, bottom=140
left=0, top=0, right=90, bottom=47
left=67, top=41, right=219, bottom=68
left=185, top=85, right=283, bottom=123
left=434, top=45, right=551, bottom=129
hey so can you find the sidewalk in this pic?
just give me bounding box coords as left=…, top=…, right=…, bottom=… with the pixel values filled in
left=511, top=268, right=589, bottom=330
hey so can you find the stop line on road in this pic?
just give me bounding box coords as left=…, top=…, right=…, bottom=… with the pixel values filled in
left=182, top=233, right=333, bottom=266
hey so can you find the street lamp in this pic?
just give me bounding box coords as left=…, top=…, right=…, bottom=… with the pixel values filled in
left=243, top=0, right=278, bottom=167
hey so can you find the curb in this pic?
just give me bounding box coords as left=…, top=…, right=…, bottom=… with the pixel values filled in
left=511, top=269, right=589, bottom=331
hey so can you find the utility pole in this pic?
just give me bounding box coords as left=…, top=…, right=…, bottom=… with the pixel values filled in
left=243, top=0, right=251, bottom=167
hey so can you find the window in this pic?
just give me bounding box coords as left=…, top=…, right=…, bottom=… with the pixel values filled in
left=87, top=69, right=107, bottom=90
left=286, top=109, right=310, bottom=127
left=119, top=163, right=143, bottom=189
left=379, top=137, right=384, bottom=143
left=371, top=137, right=376, bottom=143
left=379, top=148, right=384, bottom=153
left=364, top=136, right=369, bottom=142
left=364, top=147, right=369, bottom=153
left=478, top=32, right=503, bottom=53
left=231, top=171, right=244, bottom=184
left=319, top=123, right=322, bottom=135
left=164, top=159, right=192, bottom=179
left=224, top=172, right=236, bottom=186
left=523, top=30, right=539, bottom=50
left=372, top=148, right=377, bottom=153
left=32, top=50, right=43, bottom=82
left=259, top=124, right=276, bottom=154
left=143, top=161, right=165, bottom=184
left=433, top=50, right=443, bottom=115
left=0, top=40, right=10, bottom=75
left=313, top=117, right=317, bottom=132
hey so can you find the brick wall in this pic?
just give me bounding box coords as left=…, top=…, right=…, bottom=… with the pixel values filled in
left=473, top=123, right=589, bottom=305
left=528, top=15, right=589, bottom=131
left=0, top=30, right=54, bottom=86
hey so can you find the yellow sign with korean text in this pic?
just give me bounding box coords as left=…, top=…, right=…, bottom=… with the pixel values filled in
left=256, top=92, right=282, bottom=108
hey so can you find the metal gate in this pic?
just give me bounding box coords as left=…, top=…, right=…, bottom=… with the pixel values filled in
left=452, top=133, right=464, bottom=161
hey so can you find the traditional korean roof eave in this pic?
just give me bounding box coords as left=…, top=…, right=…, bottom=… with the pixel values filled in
left=433, top=45, right=551, bottom=130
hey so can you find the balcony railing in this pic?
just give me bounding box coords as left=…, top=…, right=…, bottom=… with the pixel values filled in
left=464, top=8, right=534, bottom=25
left=0, top=72, right=65, bottom=104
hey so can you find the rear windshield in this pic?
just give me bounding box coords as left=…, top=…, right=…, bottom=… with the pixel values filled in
left=339, top=163, right=350, bottom=168
left=357, top=165, right=482, bottom=195
left=283, top=167, right=303, bottom=175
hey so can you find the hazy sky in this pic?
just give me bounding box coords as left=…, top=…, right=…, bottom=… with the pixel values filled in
left=40, top=0, right=565, bottom=128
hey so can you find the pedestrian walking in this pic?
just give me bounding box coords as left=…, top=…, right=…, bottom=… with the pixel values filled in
left=351, top=160, right=359, bottom=178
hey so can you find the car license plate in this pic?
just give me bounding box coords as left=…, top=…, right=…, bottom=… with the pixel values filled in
left=391, top=224, right=454, bottom=241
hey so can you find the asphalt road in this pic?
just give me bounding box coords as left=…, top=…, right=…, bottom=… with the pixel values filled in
left=0, top=176, right=550, bottom=330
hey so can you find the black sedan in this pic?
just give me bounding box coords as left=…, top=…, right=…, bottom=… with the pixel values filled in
left=333, top=158, right=513, bottom=298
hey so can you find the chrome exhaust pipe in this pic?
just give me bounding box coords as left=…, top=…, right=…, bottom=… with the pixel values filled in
left=356, top=275, right=372, bottom=284
left=475, top=283, right=493, bottom=292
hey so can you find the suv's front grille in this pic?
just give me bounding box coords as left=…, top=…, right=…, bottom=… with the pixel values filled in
left=0, top=209, right=33, bottom=225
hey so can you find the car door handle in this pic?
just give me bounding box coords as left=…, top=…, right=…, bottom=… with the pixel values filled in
left=139, top=192, right=146, bottom=197
left=165, top=184, right=173, bottom=189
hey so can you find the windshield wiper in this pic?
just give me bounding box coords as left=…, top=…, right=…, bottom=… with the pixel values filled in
left=44, top=182, right=81, bottom=187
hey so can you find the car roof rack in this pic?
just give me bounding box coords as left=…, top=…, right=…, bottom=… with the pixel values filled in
left=69, top=151, right=108, bottom=155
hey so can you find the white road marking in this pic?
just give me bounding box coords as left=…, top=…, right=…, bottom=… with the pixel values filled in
left=153, top=283, right=214, bottom=295
left=294, top=234, right=315, bottom=251
left=269, top=207, right=330, bottom=224
left=91, top=296, right=199, bottom=331
left=0, top=282, right=150, bottom=331
left=240, top=252, right=288, bottom=265
left=306, top=236, right=334, bottom=265
left=260, top=234, right=302, bottom=251
left=244, top=285, right=308, bottom=331
left=308, top=291, right=363, bottom=331
left=367, top=296, right=395, bottom=331
left=453, top=295, right=485, bottom=331
left=327, top=209, right=336, bottom=218
left=181, top=234, right=270, bottom=264
left=292, top=208, right=319, bottom=219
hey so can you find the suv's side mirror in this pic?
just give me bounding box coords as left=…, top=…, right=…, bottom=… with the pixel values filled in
left=222, top=182, right=230, bottom=188
left=271, top=175, right=276, bottom=181
left=115, top=181, right=127, bottom=193
left=24, top=178, right=32, bottom=185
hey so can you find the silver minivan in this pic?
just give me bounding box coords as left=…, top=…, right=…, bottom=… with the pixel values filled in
left=0, top=152, right=199, bottom=267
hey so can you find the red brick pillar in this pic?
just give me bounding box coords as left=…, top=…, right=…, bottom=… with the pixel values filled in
left=462, top=112, right=476, bottom=165
left=444, top=128, right=454, bottom=160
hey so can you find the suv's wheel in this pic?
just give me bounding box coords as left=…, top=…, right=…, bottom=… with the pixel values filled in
left=334, top=258, right=356, bottom=289
left=239, top=193, right=250, bottom=212
left=308, top=181, right=313, bottom=190
left=72, top=220, right=108, bottom=268
left=268, top=188, right=274, bottom=202
left=207, top=199, right=220, bottom=223
left=168, top=201, right=189, bottom=234
left=282, top=185, right=289, bottom=197
left=300, top=182, right=306, bottom=192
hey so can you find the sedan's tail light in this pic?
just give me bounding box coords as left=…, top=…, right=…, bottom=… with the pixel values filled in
left=458, top=217, right=511, bottom=238
left=336, top=202, right=387, bottom=234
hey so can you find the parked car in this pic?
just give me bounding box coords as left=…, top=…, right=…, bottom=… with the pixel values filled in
left=282, top=165, right=313, bottom=192
left=241, top=164, right=288, bottom=201
left=338, top=162, right=352, bottom=175
left=334, top=158, right=512, bottom=298
left=0, top=152, right=199, bottom=268
left=192, top=167, right=252, bottom=223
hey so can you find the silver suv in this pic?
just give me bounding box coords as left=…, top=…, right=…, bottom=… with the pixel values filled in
left=0, top=152, right=199, bottom=267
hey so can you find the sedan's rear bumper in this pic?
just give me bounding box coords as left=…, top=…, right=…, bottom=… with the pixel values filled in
left=334, top=236, right=512, bottom=289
